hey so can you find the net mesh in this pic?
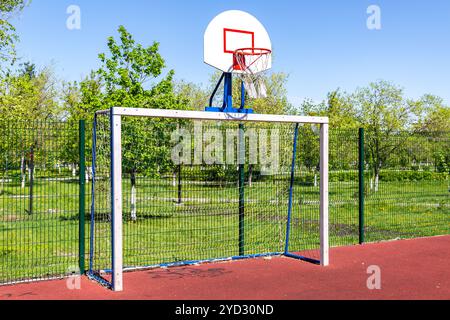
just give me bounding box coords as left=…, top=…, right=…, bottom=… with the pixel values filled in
left=234, top=48, right=271, bottom=98
left=90, top=113, right=321, bottom=278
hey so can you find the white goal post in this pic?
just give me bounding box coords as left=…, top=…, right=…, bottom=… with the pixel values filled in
left=95, top=107, right=329, bottom=292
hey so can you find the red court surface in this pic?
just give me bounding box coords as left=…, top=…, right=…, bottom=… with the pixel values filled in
left=1, top=235, right=449, bottom=300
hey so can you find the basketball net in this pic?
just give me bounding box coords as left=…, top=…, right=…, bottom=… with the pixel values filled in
left=233, top=48, right=271, bottom=99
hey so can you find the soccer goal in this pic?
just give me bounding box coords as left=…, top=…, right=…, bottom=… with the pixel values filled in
left=89, top=107, right=329, bottom=291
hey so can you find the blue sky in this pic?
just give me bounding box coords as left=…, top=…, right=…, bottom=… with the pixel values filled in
left=11, top=0, right=450, bottom=105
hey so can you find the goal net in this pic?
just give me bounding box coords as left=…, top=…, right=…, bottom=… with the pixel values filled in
left=89, top=107, right=329, bottom=291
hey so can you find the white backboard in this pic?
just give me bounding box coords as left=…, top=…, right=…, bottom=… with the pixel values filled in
left=204, top=10, right=272, bottom=73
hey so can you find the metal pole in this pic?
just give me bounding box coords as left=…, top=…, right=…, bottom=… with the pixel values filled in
left=89, top=115, right=97, bottom=274
left=78, top=120, right=86, bottom=274
left=111, top=109, right=123, bottom=291
left=359, top=128, right=365, bottom=244
left=223, top=73, right=233, bottom=111
left=240, top=80, right=245, bottom=110
left=319, top=123, right=329, bottom=266
left=238, top=123, right=245, bottom=256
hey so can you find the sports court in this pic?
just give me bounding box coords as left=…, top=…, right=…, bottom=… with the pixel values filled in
left=0, top=5, right=449, bottom=302
left=1, top=236, right=449, bottom=300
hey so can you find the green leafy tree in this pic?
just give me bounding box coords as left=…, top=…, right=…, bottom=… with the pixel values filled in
left=0, top=65, right=61, bottom=121
left=0, top=64, right=63, bottom=192
left=296, top=91, right=358, bottom=175
left=0, top=0, right=29, bottom=65
left=248, top=72, right=295, bottom=115
left=414, top=95, right=450, bottom=133
left=352, top=80, right=423, bottom=191
left=65, top=25, right=188, bottom=220
left=412, top=96, right=450, bottom=173
left=174, top=79, right=209, bottom=111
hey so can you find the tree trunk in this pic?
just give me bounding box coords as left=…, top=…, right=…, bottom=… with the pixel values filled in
left=248, top=164, right=253, bottom=187
left=21, top=156, right=26, bottom=189
left=314, top=172, right=318, bottom=187
left=177, top=165, right=182, bottom=204
left=130, top=169, right=137, bottom=221
left=72, top=163, right=76, bottom=177
left=172, top=171, right=176, bottom=187
left=27, top=147, right=35, bottom=215
left=374, top=172, right=379, bottom=192
left=1, top=157, right=6, bottom=193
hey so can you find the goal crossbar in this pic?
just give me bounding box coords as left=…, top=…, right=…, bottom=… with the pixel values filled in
left=105, top=107, right=329, bottom=124
left=91, top=107, right=329, bottom=292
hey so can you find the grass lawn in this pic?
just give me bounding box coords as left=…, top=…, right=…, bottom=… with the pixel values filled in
left=1, top=175, right=449, bottom=283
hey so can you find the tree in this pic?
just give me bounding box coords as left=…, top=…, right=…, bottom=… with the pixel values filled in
left=0, top=64, right=61, bottom=121
left=0, top=0, right=29, bottom=65
left=174, top=79, right=209, bottom=111
left=248, top=72, right=295, bottom=115
left=352, top=80, right=422, bottom=191
left=0, top=64, right=63, bottom=193
left=295, top=91, right=359, bottom=177
left=414, top=95, right=450, bottom=133
left=66, top=25, right=189, bottom=220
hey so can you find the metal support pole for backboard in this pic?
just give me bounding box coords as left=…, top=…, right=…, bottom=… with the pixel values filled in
left=240, top=80, right=245, bottom=110
left=224, top=73, right=233, bottom=110
left=319, top=123, right=329, bottom=266
left=111, top=110, right=123, bottom=291
left=238, top=123, right=245, bottom=256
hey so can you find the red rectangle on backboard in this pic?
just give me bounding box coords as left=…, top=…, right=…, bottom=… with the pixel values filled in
left=223, top=28, right=255, bottom=53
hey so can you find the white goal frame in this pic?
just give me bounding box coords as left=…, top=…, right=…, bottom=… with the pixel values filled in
left=98, top=107, right=329, bottom=292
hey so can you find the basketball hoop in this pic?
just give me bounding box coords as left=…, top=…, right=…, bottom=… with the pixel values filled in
left=233, top=48, right=272, bottom=99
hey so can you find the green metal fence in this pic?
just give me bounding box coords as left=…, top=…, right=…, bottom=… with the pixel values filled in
left=0, top=120, right=86, bottom=284
left=0, top=118, right=448, bottom=285
left=361, top=130, right=450, bottom=242
left=328, top=129, right=361, bottom=247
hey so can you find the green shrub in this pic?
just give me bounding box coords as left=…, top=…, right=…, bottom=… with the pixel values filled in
left=378, top=170, right=448, bottom=182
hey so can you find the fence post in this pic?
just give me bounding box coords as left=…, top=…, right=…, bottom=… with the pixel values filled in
left=79, top=120, right=86, bottom=274
left=358, top=128, right=365, bottom=244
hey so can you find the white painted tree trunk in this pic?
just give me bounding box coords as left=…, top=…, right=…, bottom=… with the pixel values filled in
left=370, top=177, right=374, bottom=191
left=314, top=173, right=318, bottom=187
left=21, top=156, right=26, bottom=188
left=172, top=172, right=176, bottom=187
left=374, top=173, right=379, bottom=192
left=130, top=184, right=137, bottom=221
left=72, top=164, right=76, bottom=177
